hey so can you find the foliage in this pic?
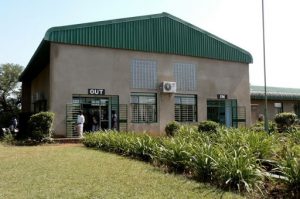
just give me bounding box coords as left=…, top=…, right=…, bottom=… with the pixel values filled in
left=83, top=131, right=161, bottom=161
left=250, top=120, right=277, bottom=133
left=83, top=127, right=300, bottom=196
left=277, top=145, right=300, bottom=195
left=274, top=112, right=297, bottom=133
left=0, top=130, right=15, bottom=144
left=212, top=145, right=263, bottom=192
left=198, top=120, right=219, bottom=133
left=0, top=63, right=23, bottom=112
left=153, top=137, right=193, bottom=172
left=28, top=112, right=55, bottom=141
left=165, top=121, right=181, bottom=137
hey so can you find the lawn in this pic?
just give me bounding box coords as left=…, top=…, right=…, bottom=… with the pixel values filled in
left=0, top=144, right=243, bottom=199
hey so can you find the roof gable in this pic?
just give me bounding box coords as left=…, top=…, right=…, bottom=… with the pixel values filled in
left=20, top=13, right=252, bottom=81
left=44, top=12, right=252, bottom=63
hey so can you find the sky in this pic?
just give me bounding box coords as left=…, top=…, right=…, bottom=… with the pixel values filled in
left=1, top=0, right=300, bottom=88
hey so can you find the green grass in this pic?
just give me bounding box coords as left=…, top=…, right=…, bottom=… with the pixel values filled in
left=0, top=144, right=243, bottom=199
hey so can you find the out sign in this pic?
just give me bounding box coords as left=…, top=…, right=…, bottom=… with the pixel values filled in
left=88, top=89, right=105, bottom=95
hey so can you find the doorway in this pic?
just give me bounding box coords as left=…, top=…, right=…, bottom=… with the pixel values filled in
left=82, top=98, right=110, bottom=131
left=207, top=99, right=237, bottom=127
left=71, top=96, right=119, bottom=132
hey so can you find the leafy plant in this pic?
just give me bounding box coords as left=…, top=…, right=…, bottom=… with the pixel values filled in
left=1, top=130, right=15, bottom=144
left=190, top=141, right=215, bottom=181
left=278, top=146, right=300, bottom=194
left=212, top=145, right=263, bottom=192
left=165, top=121, right=181, bottom=137
left=198, top=120, right=219, bottom=133
left=274, top=112, right=297, bottom=133
left=250, top=120, right=277, bottom=133
left=154, top=137, right=192, bottom=172
left=28, top=112, right=55, bottom=141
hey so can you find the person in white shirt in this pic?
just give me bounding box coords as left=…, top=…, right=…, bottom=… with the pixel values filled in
left=77, top=111, right=85, bottom=138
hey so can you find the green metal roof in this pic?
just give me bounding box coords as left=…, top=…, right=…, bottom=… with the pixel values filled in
left=20, top=12, right=252, bottom=81
left=251, top=85, right=300, bottom=100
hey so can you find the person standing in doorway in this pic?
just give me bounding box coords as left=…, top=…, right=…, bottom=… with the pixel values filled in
left=92, top=115, right=99, bottom=131
left=111, top=110, right=118, bottom=130
left=77, top=110, right=85, bottom=138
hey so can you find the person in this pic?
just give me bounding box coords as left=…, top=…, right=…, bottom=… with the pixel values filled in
left=77, top=111, right=85, bottom=138
left=258, top=114, right=264, bottom=122
left=111, top=110, right=118, bottom=130
left=92, top=115, right=99, bottom=131
left=9, top=117, right=18, bottom=133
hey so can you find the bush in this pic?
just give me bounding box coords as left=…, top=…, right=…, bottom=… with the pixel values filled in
left=275, top=112, right=297, bottom=133
left=83, top=127, right=300, bottom=196
left=28, top=112, right=55, bottom=141
left=250, top=121, right=277, bottom=133
left=1, top=130, right=15, bottom=145
left=198, top=120, right=219, bottom=133
left=212, top=145, right=263, bottom=192
left=165, top=121, right=180, bottom=137
left=278, top=146, right=300, bottom=194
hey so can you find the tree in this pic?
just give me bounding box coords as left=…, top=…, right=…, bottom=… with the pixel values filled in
left=0, top=63, right=23, bottom=112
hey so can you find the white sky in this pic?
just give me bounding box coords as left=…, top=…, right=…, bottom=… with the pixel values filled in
left=0, top=0, right=299, bottom=88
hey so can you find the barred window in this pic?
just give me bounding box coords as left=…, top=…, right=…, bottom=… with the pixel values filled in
left=174, top=63, right=196, bottom=91
left=131, top=93, right=157, bottom=123
left=175, top=95, right=197, bottom=122
left=131, top=59, right=157, bottom=89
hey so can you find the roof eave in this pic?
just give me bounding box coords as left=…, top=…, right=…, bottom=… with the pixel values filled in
left=19, top=40, right=50, bottom=82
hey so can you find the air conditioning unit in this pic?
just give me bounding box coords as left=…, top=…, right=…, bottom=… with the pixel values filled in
left=161, top=81, right=176, bottom=93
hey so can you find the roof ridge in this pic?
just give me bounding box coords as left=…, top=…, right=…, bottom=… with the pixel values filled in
left=44, top=13, right=166, bottom=40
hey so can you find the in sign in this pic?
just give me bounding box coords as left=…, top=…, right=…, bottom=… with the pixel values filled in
left=217, top=94, right=227, bottom=99
left=88, top=89, right=105, bottom=95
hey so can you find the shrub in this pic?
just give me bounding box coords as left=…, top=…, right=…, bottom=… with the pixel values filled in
left=83, top=131, right=161, bottom=161
left=278, top=147, right=300, bottom=194
left=190, top=141, right=215, bottom=181
left=28, top=112, right=55, bottom=141
left=250, top=121, right=277, bottom=133
left=1, top=130, right=15, bottom=145
left=212, top=145, right=264, bottom=192
left=274, top=112, right=297, bottom=133
left=165, top=121, right=181, bottom=137
left=153, top=137, right=193, bottom=172
left=198, top=120, right=219, bottom=133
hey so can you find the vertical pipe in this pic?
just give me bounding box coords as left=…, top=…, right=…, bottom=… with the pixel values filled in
left=262, top=0, right=269, bottom=133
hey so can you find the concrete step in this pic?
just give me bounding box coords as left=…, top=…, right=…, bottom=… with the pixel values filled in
left=53, top=137, right=83, bottom=144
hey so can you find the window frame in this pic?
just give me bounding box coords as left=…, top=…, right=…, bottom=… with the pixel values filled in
left=131, top=93, right=157, bottom=123
left=175, top=95, right=197, bottom=123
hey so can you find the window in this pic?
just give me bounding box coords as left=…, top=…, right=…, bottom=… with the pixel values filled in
left=33, top=100, right=47, bottom=113
left=175, top=95, right=197, bottom=122
left=131, top=59, right=157, bottom=89
left=274, top=102, right=283, bottom=114
left=131, top=93, right=157, bottom=123
left=174, top=63, right=196, bottom=91
left=294, top=103, right=300, bottom=117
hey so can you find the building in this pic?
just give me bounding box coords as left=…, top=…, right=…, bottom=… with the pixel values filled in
left=19, top=13, right=253, bottom=137
left=251, top=85, right=300, bottom=123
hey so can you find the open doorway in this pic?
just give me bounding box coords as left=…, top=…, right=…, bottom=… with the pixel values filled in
left=207, top=99, right=237, bottom=127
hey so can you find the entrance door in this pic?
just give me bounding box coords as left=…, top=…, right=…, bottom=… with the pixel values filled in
left=82, top=98, right=110, bottom=131
left=70, top=95, right=119, bottom=133
left=207, top=99, right=237, bottom=127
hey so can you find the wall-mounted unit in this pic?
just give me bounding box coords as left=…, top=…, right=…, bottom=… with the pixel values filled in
left=161, top=81, right=176, bottom=93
